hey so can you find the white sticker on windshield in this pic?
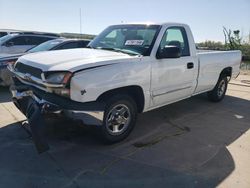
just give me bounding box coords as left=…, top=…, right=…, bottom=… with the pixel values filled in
left=125, top=40, right=144, bottom=46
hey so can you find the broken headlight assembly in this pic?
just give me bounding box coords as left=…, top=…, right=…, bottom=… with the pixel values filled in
left=44, top=71, right=72, bottom=98
left=45, top=71, right=72, bottom=84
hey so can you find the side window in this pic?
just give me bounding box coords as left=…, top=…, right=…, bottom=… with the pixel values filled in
left=7, top=36, right=28, bottom=45
left=29, top=36, right=52, bottom=45
left=56, top=42, right=79, bottom=50
left=78, top=41, right=89, bottom=47
left=38, top=37, right=53, bottom=43
left=159, top=27, right=190, bottom=56
left=0, top=32, right=7, bottom=38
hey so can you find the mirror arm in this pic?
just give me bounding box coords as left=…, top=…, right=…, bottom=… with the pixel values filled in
left=156, top=50, right=162, bottom=59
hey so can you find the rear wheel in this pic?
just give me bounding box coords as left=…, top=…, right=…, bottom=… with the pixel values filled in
left=101, top=95, right=137, bottom=143
left=207, top=76, right=228, bottom=102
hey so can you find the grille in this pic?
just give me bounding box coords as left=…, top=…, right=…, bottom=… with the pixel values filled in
left=15, top=62, right=42, bottom=79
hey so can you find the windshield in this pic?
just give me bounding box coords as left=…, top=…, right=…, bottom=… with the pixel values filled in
left=28, top=39, right=63, bottom=53
left=88, top=24, right=161, bottom=56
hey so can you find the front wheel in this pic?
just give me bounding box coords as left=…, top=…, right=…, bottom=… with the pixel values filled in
left=101, top=95, right=137, bottom=143
left=207, top=76, right=228, bottom=102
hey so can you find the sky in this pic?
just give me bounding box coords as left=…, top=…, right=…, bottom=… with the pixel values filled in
left=0, top=0, right=249, bottom=42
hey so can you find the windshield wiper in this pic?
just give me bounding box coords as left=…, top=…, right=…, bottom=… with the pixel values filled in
left=95, top=47, right=140, bottom=56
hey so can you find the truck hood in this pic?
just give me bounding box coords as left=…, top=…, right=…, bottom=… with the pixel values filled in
left=17, top=48, right=138, bottom=72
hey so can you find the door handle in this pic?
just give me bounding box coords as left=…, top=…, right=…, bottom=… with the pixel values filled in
left=187, top=62, right=194, bottom=69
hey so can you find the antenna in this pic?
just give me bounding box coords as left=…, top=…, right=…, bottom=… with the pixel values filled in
left=79, top=8, right=82, bottom=34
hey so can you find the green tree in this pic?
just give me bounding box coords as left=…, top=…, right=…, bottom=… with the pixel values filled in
left=223, top=27, right=242, bottom=50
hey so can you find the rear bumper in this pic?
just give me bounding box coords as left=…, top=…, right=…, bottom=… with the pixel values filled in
left=10, top=78, right=105, bottom=153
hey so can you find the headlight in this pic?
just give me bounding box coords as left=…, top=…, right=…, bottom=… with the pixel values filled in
left=44, top=71, right=72, bottom=98
left=45, top=71, right=72, bottom=84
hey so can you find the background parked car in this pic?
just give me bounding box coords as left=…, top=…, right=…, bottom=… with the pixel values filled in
left=27, top=38, right=90, bottom=53
left=0, top=38, right=90, bottom=86
left=0, top=32, right=60, bottom=55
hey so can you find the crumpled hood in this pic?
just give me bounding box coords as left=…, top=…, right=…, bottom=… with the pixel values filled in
left=17, top=48, right=138, bottom=72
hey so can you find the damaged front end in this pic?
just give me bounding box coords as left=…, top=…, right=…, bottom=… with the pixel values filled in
left=8, top=63, right=105, bottom=154
left=11, top=84, right=54, bottom=153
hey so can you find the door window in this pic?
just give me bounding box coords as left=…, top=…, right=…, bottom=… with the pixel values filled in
left=78, top=41, right=89, bottom=47
left=0, top=32, right=7, bottom=38
left=29, top=36, right=52, bottom=45
left=159, top=27, right=190, bottom=56
left=56, top=42, right=79, bottom=50
left=6, top=36, right=28, bottom=45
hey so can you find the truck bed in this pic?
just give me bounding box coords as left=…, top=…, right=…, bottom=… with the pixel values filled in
left=194, top=50, right=241, bottom=94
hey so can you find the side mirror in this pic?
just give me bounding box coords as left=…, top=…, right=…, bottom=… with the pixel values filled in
left=156, top=46, right=181, bottom=59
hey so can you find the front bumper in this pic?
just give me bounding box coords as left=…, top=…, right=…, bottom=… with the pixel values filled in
left=10, top=79, right=105, bottom=153
left=11, top=80, right=105, bottom=125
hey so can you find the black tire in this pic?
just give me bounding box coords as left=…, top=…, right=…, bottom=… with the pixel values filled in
left=101, top=94, right=137, bottom=143
left=207, top=76, right=228, bottom=102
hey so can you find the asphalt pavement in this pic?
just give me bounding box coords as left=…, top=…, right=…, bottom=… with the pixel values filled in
left=0, top=74, right=249, bottom=188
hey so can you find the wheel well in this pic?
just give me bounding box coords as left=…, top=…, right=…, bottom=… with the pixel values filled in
left=220, top=67, right=232, bottom=79
left=97, top=86, right=145, bottom=113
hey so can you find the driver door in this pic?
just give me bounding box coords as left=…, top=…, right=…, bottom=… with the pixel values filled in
left=151, top=27, right=198, bottom=108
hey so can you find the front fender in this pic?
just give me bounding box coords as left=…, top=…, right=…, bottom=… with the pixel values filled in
left=70, top=60, right=151, bottom=103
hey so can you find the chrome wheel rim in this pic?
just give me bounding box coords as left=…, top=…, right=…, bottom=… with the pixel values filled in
left=105, top=104, right=131, bottom=135
left=217, top=79, right=226, bottom=97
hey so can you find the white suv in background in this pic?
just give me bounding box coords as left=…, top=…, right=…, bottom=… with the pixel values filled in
left=0, top=32, right=59, bottom=55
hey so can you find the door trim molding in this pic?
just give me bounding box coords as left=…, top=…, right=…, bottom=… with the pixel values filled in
left=152, top=86, right=192, bottom=98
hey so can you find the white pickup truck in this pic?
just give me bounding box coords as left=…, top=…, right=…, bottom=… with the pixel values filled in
left=9, top=23, right=241, bottom=152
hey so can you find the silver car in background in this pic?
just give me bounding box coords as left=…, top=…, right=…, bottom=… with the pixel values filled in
left=0, top=38, right=90, bottom=86
left=0, top=32, right=59, bottom=55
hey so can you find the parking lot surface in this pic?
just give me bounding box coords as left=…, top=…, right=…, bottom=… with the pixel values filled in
left=0, top=74, right=249, bottom=188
